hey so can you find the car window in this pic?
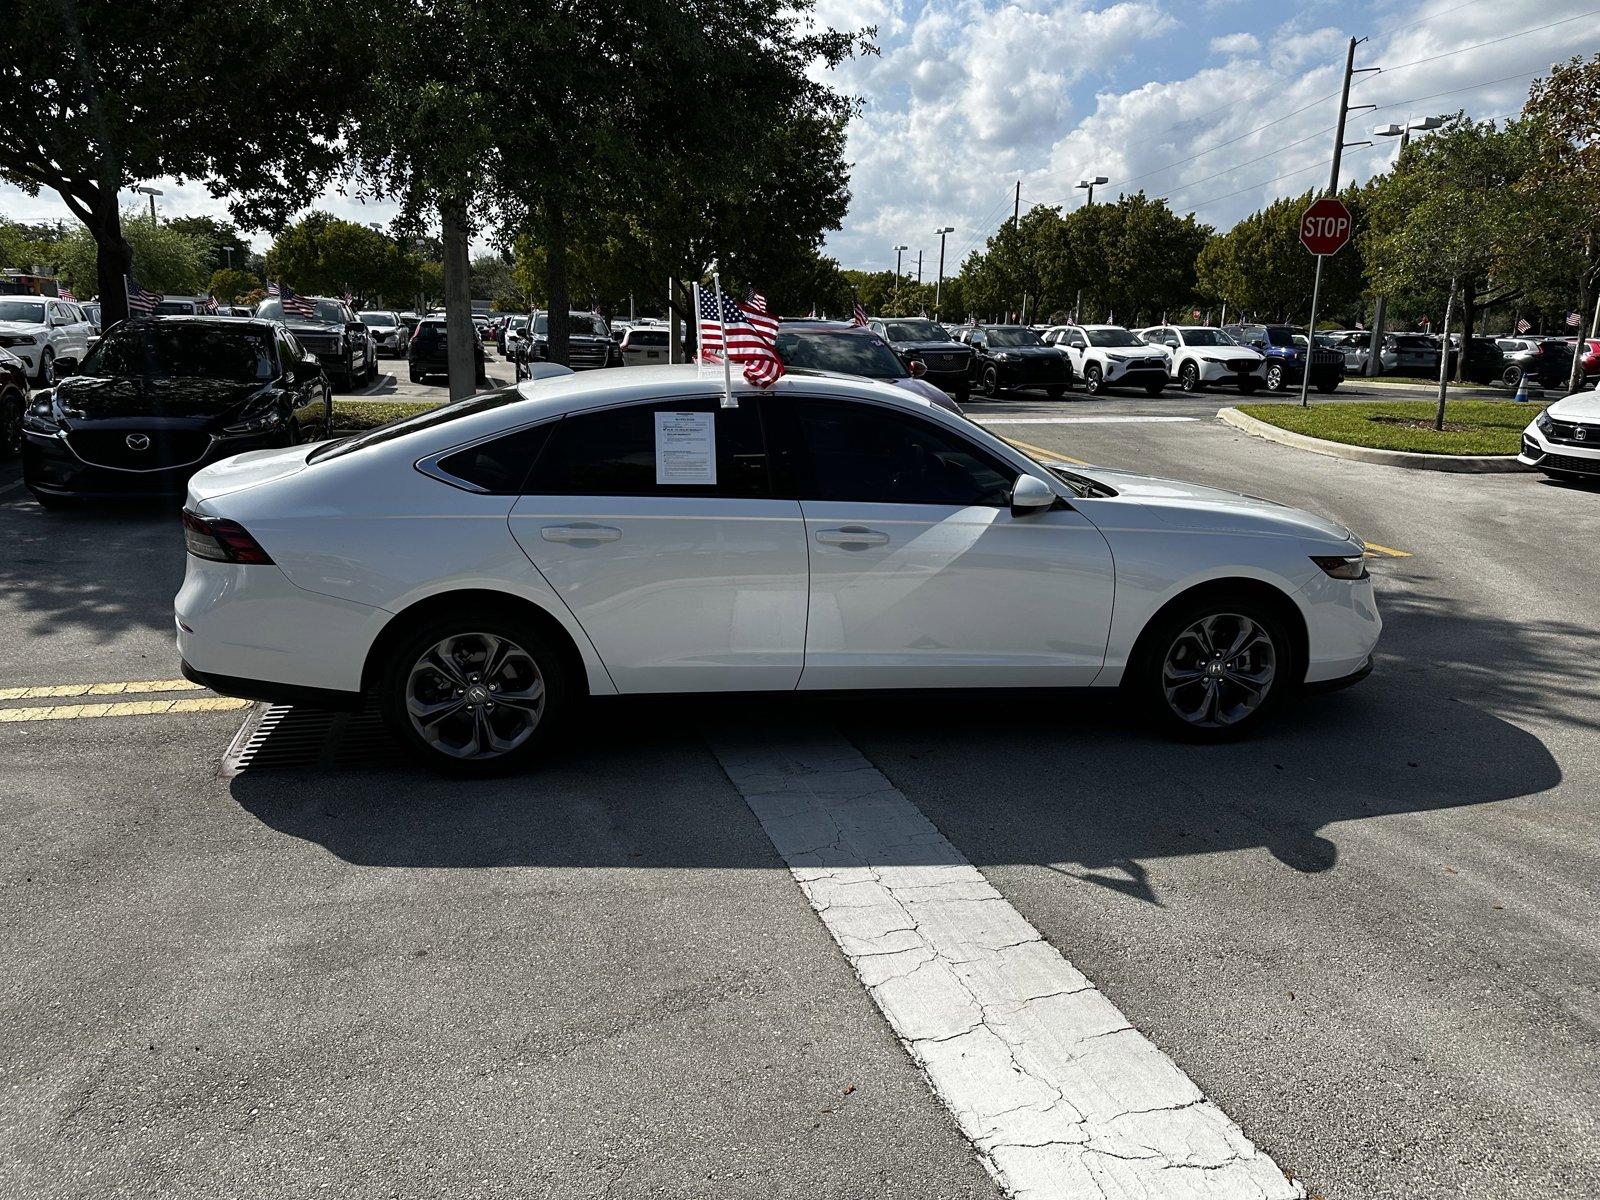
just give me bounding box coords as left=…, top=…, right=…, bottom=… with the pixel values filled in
left=275, top=329, right=298, bottom=366
left=795, top=399, right=1013, bottom=508
left=308, top=388, right=528, bottom=464
left=526, top=398, right=770, bottom=498
left=435, top=424, right=556, bottom=494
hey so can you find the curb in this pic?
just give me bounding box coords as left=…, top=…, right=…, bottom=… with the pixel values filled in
left=1217, top=407, right=1531, bottom=473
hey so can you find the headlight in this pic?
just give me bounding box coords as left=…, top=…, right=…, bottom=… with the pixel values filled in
left=1105, top=352, right=1128, bottom=362
left=995, top=351, right=1020, bottom=362
left=1202, top=356, right=1227, bottom=364
left=1535, top=409, right=1553, bottom=430
left=222, top=399, right=284, bottom=435
left=24, top=391, right=61, bottom=432
left=1311, top=554, right=1368, bottom=580
left=0, top=333, right=38, bottom=347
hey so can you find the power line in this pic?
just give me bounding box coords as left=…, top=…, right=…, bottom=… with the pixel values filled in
left=1370, top=0, right=1491, bottom=40
left=1376, top=8, right=1600, bottom=76
left=1178, top=146, right=1372, bottom=214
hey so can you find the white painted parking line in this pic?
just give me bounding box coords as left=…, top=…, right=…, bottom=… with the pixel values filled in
left=710, top=728, right=1302, bottom=1200
left=976, top=416, right=1198, bottom=425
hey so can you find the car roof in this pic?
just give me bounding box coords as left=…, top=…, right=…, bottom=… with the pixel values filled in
left=124, top=315, right=274, bottom=328
left=778, top=321, right=878, bottom=335
left=504, top=363, right=937, bottom=417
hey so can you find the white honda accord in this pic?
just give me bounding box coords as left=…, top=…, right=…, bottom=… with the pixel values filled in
left=176, top=365, right=1380, bottom=772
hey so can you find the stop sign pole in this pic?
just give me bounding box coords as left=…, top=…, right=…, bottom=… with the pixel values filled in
left=1297, top=197, right=1354, bottom=407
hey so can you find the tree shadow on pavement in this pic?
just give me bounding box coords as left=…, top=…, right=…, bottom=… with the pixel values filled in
left=232, top=582, right=1567, bottom=892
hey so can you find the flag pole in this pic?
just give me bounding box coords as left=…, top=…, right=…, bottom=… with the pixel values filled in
left=712, top=271, right=736, bottom=408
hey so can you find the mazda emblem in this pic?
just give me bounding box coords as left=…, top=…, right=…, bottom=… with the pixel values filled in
left=125, top=433, right=151, bottom=451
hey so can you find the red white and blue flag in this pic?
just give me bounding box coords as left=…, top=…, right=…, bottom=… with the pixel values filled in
left=851, top=301, right=869, bottom=326
left=125, top=277, right=163, bottom=316
left=203, top=295, right=219, bottom=314
left=1567, top=310, right=1582, bottom=328
left=280, top=283, right=316, bottom=319
left=58, top=286, right=75, bottom=303
left=266, top=282, right=281, bottom=297
left=696, top=285, right=784, bottom=389
left=1516, top=317, right=1531, bottom=334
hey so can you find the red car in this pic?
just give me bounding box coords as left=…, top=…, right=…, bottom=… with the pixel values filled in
left=1576, top=337, right=1600, bottom=380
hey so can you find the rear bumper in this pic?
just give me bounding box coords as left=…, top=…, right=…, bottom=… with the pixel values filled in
left=181, top=659, right=363, bottom=710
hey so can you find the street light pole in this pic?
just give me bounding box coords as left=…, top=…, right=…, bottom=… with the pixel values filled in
left=892, top=244, right=908, bottom=311
left=133, top=185, right=163, bottom=222
left=933, top=226, right=953, bottom=321
left=1365, top=114, right=1446, bottom=374
left=1076, top=175, right=1107, bottom=207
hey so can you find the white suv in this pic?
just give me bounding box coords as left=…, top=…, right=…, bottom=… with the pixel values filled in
left=1042, top=324, right=1169, bottom=395
left=1135, top=325, right=1265, bottom=393
left=0, top=295, right=94, bottom=385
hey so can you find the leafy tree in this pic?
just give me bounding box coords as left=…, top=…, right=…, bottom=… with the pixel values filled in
left=54, top=213, right=211, bottom=295
left=265, top=212, right=417, bottom=304
left=208, top=268, right=262, bottom=304
left=1196, top=189, right=1364, bottom=325
left=1519, top=53, right=1600, bottom=390
left=169, top=215, right=254, bottom=279
left=1055, top=194, right=1210, bottom=325
left=0, top=2, right=372, bottom=324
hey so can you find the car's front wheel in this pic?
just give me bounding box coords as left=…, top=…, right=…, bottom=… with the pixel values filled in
left=0, top=390, right=22, bottom=458
left=1179, top=361, right=1203, bottom=392
left=980, top=365, right=999, bottom=397
left=37, top=347, right=55, bottom=387
left=1083, top=363, right=1104, bottom=394
left=1132, top=597, right=1294, bottom=742
left=1264, top=362, right=1287, bottom=392
left=380, top=615, right=570, bottom=775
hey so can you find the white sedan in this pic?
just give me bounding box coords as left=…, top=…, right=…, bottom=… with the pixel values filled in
left=175, top=366, right=1381, bottom=773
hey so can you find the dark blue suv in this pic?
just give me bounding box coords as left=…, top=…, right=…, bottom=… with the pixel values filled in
left=1223, top=324, right=1344, bottom=393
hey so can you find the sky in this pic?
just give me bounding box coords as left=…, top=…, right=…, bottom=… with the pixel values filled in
left=2, top=0, right=1595, bottom=274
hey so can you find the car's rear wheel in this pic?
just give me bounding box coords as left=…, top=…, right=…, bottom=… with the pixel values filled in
left=1132, top=597, right=1294, bottom=742
left=381, top=615, right=570, bottom=776
left=1179, top=361, right=1202, bottom=392
left=1083, top=363, right=1104, bottom=394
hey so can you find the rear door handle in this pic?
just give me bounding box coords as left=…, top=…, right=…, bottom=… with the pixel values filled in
left=815, top=526, right=890, bottom=548
left=540, top=523, right=622, bottom=544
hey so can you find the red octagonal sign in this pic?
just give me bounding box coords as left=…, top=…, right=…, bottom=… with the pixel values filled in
left=1300, top=197, right=1353, bottom=256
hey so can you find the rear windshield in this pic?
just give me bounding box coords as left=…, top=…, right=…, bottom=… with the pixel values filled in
left=626, top=330, right=669, bottom=347
left=151, top=301, right=199, bottom=316
left=360, top=312, right=396, bottom=327
left=1393, top=335, right=1436, bottom=348
left=882, top=320, right=947, bottom=342
left=307, top=388, right=525, bottom=464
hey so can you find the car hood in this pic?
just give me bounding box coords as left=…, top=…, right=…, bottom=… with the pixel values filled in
left=0, top=319, right=47, bottom=337
left=894, top=340, right=969, bottom=354
left=1546, top=391, right=1600, bottom=421
left=1102, top=347, right=1168, bottom=360
left=1186, top=345, right=1261, bottom=360
left=1078, top=467, right=1360, bottom=545
left=994, top=345, right=1064, bottom=357
left=284, top=321, right=344, bottom=337
left=53, top=375, right=270, bottom=424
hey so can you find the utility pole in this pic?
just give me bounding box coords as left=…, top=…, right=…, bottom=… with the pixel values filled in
left=1013, top=181, right=1020, bottom=229
left=916, top=250, right=923, bottom=287
left=933, top=226, right=953, bottom=321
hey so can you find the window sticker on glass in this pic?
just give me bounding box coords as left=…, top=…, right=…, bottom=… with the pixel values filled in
left=655, top=411, right=716, bottom=485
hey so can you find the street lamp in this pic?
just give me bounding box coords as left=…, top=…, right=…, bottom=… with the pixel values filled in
left=933, top=226, right=954, bottom=320
left=1076, top=175, right=1108, bottom=206
left=133, top=185, right=163, bottom=222
left=1365, top=116, right=1447, bottom=375
left=893, top=244, right=908, bottom=278
left=1373, top=114, right=1447, bottom=150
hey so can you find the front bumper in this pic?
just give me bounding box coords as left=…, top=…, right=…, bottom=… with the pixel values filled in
left=1297, top=569, right=1382, bottom=686
left=1520, top=424, right=1600, bottom=474
left=995, top=358, right=1071, bottom=388
left=23, top=425, right=286, bottom=498
left=1102, top=359, right=1168, bottom=385
left=1, top=343, right=41, bottom=373
left=1197, top=359, right=1262, bottom=384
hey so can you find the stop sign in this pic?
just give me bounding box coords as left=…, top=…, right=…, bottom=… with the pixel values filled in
left=1300, top=197, right=1353, bottom=256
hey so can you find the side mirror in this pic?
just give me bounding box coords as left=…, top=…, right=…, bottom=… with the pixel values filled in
left=1010, top=474, right=1056, bottom=518
left=908, top=359, right=927, bottom=378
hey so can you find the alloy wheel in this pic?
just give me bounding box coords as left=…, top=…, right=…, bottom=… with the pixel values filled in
left=1161, top=612, right=1276, bottom=729
left=1180, top=362, right=1199, bottom=391
left=1266, top=364, right=1284, bottom=391
left=404, top=631, right=545, bottom=760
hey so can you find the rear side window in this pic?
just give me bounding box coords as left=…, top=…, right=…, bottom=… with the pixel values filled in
left=526, top=399, right=770, bottom=498
left=434, top=424, right=554, bottom=494
left=795, top=400, right=1013, bottom=507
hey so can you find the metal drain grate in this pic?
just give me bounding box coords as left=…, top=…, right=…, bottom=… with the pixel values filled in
left=222, top=701, right=403, bottom=774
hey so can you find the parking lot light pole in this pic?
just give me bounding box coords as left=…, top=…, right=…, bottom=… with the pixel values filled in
left=933, top=227, right=953, bottom=320
left=1076, top=175, right=1107, bottom=206
left=133, top=185, right=163, bottom=222
left=892, top=244, right=908, bottom=310
left=1365, top=115, right=1445, bottom=374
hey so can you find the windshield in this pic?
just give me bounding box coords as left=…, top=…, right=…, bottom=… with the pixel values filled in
left=359, top=312, right=395, bottom=327
left=775, top=330, right=907, bottom=378
left=1085, top=327, right=1140, bottom=347
left=532, top=314, right=608, bottom=337
left=883, top=320, right=946, bottom=342
left=508, top=317, right=528, bottom=330
left=1178, top=328, right=1235, bottom=347
left=987, top=327, right=1044, bottom=348
left=256, top=298, right=347, bottom=324
left=0, top=300, right=47, bottom=323
left=82, top=323, right=275, bottom=382
left=308, top=388, right=525, bottom=464
left=1394, top=335, right=1435, bottom=348
left=151, top=301, right=198, bottom=316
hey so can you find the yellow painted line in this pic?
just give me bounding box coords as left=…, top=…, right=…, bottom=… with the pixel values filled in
left=1363, top=541, right=1414, bottom=559
left=0, top=678, right=201, bottom=701
left=1005, top=436, right=1089, bottom=466
left=0, top=697, right=250, bottom=723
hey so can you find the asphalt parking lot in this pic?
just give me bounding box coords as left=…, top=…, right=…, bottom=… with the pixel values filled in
left=2, top=377, right=1596, bottom=1198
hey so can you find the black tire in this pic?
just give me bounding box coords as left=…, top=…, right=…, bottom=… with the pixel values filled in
left=36, top=347, right=55, bottom=387
left=1502, top=365, right=1523, bottom=388
left=1083, top=363, right=1104, bottom=394
left=1238, top=378, right=1261, bottom=395
left=954, top=389, right=971, bottom=405
left=980, top=365, right=999, bottom=397
left=1046, top=385, right=1065, bottom=399
left=1264, top=362, right=1288, bottom=392
left=0, top=389, right=22, bottom=459
left=1179, top=361, right=1203, bottom=392
left=1144, top=381, right=1165, bottom=397
left=1316, top=380, right=1338, bottom=394
left=408, top=366, right=424, bottom=384
left=1129, top=593, right=1297, bottom=743
left=379, top=610, right=572, bottom=777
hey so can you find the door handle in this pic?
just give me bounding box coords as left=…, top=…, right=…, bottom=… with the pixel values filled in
left=540, top=523, right=622, bottom=544
left=815, top=526, right=890, bottom=548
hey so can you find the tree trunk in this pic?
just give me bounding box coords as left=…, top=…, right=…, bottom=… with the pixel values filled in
left=91, top=200, right=133, bottom=327
left=543, top=196, right=570, bottom=368
left=440, top=198, right=476, bottom=401
left=1569, top=243, right=1594, bottom=394
left=1434, top=277, right=1456, bottom=431
left=1457, top=278, right=1475, bottom=384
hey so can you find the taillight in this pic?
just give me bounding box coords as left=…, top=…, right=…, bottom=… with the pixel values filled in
left=182, top=510, right=274, bottom=564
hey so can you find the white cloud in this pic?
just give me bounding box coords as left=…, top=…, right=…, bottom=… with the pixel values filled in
left=1209, top=31, right=1259, bottom=57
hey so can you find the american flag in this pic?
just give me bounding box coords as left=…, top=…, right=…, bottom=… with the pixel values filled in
left=1567, top=310, right=1582, bottom=328
left=697, top=286, right=783, bottom=388
left=203, top=295, right=219, bottom=314
left=58, top=286, right=75, bottom=302
left=280, top=283, right=316, bottom=318
left=125, top=276, right=163, bottom=316
left=1516, top=317, right=1531, bottom=334
left=266, top=282, right=281, bottom=297
left=851, top=301, right=869, bottom=326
